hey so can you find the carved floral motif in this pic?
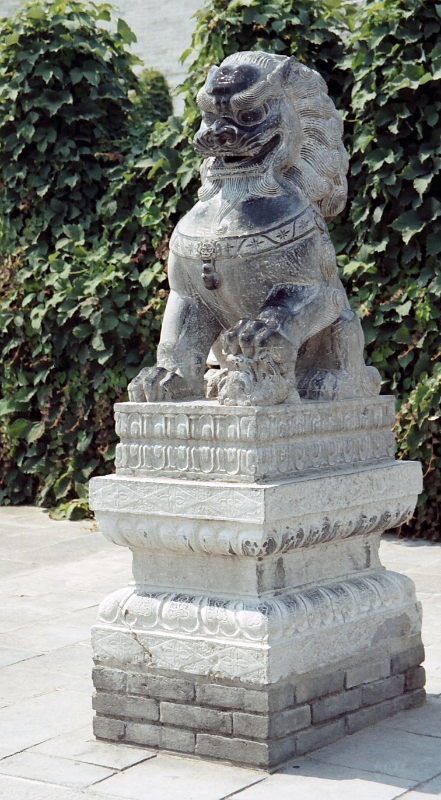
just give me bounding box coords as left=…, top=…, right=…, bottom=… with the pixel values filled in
left=95, top=570, right=417, bottom=645
left=95, top=503, right=414, bottom=557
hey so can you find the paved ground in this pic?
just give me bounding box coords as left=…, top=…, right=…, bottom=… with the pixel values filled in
left=0, top=505, right=440, bottom=800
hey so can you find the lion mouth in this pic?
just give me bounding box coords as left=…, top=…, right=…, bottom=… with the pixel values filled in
left=221, top=133, right=281, bottom=168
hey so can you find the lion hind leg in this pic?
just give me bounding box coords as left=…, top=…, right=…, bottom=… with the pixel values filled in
left=297, top=310, right=381, bottom=401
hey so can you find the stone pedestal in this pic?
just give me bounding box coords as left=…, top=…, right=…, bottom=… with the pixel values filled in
left=90, top=396, right=425, bottom=769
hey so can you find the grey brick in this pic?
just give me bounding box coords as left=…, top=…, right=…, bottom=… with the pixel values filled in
left=346, top=658, right=390, bottom=688
left=233, top=705, right=311, bottom=740
left=92, top=667, right=126, bottom=693
left=405, top=666, right=426, bottom=692
left=295, top=720, right=345, bottom=756
left=271, top=705, right=311, bottom=737
left=92, top=692, right=159, bottom=722
left=196, top=733, right=295, bottom=768
left=126, top=722, right=195, bottom=754
left=295, top=671, right=344, bottom=704
left=402, top=687, right=426, bottom=710
left=196, top=684, right=243, bottom=710
left=346, top=688, right=425, bottom=735
left=93, top=715, right=125, bottom=741
left=195, top=682, right=294, bottom=714
left=312, top=688, right=362, bottom=724
left=160, top=702, right=232, bottom=734
left=362, top=674, right=405, bottom=706
left=391, top=643, right=425, bottom=675
left=127, top=674, right=194, bottom=702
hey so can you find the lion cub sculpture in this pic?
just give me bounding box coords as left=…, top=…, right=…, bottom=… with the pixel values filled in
left=128, top=51, right=381, bottom=406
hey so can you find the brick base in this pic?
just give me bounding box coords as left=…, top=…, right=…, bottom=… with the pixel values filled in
left=92, top=644, right=426, bottom=769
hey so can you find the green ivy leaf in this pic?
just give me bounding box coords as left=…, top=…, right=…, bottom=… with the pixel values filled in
left=426, top=233, right=441, bottom=255
left=117, top=18, right=137, bottom=45
left=390, top=210, right=425, bottom=243
left=34, top=89, right=73, bottom=115
left=8, top=418, right=34, bottom=438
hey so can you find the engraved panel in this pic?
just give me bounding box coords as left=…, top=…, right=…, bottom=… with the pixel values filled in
left=90, top=476, right=264, bottom=522
left=115, top=396, right=396, bottom=443
left=114, top=431, right=395, bottom=482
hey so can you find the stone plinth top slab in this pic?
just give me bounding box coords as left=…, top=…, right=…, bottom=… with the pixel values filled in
left=90, top=461, right=422, bottom=559
left=90, top=461, right=421, bottom=527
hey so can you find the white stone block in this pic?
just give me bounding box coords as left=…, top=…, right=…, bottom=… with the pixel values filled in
left=90, top=460, right=422, bottom=559
left=92, top=569, right=422, bottom=685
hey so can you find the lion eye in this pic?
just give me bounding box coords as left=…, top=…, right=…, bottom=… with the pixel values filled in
left=236, top=107, right=267, bottom=126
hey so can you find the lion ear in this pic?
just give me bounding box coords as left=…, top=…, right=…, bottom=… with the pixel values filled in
left=276, top=55, right=300, bottom=86
left=205, top=65, right=219, bottom=89
left=198, top=66, right=219, bottom=112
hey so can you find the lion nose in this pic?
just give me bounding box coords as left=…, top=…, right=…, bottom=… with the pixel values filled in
left=215, top=125, right=237, bottom=146
left=200, top=122, right=238, bottom=149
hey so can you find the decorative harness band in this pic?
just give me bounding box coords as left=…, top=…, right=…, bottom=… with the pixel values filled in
left=170, top=206, right=315, bottom=263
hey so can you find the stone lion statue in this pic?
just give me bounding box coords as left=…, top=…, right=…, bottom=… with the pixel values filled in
left=128, top=51, right=381, bottom=405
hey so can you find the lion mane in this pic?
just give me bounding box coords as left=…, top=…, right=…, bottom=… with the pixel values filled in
left=197, top=51, right=349, bottom=223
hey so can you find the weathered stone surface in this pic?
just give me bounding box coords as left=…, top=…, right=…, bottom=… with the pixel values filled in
left=92, top=672, right=426, bottom=766
left=345, top=688, right=426, bottom=734
left=160, top=702, right=232, bottom=734
left=91, top=459, right=421, bottom=547
left=295, top=719, right=346, bottom=756
left=113, top=397, right=396, bottom=483
left=127, top=673, right=195, bottom=702
left=92, top=567, right=422, bottom=685
left=233, top=705, right=310, bottom=740
left=295, top=671, right=345, bottom=704
left=346, top=658, right=391, bottom=688
left=93, top=716, right=125, bottom=741
left=126, top=53, right=381, bottom=407
left=361, top=675, right=405, bottom=706
left=391, top=644, right=425, bottom=675
left=196, top=733, right=295, bottom=768
left=125, top=722, right=195, bottom=753
left=195, top=682, right=294, bottom=714
left=91, top=46, right=424, bottom=769
left=92, top=667, right=126, bottom=693
left=93, top=692, right=159, bottom=722
left=311, top=688, right=363, bottom=723
left=405, top=666, right=426, bottom=692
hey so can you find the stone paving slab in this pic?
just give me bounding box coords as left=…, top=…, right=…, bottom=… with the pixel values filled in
left=0, top=506, right=440, bottom=799
left=228, top=760, right=418, bottom=800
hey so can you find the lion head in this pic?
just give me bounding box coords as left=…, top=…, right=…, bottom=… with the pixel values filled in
left=194, top=51, right=348, bottom=223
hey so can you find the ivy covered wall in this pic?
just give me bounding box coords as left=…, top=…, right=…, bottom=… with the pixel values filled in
left=0, top=0, right=439, bottom=538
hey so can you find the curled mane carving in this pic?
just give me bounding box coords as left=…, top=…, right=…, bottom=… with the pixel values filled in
left=207, top=51, right=349, bottom=222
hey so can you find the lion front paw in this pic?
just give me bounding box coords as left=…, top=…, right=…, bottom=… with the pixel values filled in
left=127, top=367, right=194, bottom=402
left=218, top=319, right=298, bottom=406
